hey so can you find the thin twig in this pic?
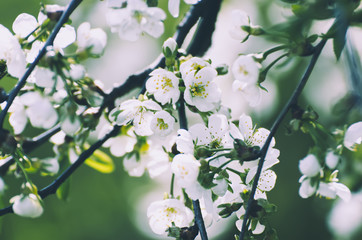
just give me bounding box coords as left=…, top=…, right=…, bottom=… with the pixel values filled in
left=239, top=39, right=327, bottom=240
left=0, top=0, right=83, bottom=128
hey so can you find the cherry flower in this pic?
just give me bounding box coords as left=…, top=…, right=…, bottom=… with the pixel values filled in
left=146, top=69, right=180, bottom=105
left=123, top=143, right=170, bottom=178
left=183, top=65, right=221, bottom=112
left=298, top=154, right=321, bottom=177
left=147, top=198, right=194, bottom=235
left=9, top=92, right=58, bottom=134
left=317, top=181, right=351, bottom=202
left=180, top=57, right=211, bottom=79
left=101, top=126, right=137, bottom=157
left=325, top=151, right=339, bottom=169
left=11, top=194, right=43, bottom=218
left=229, top=9, right=251, bottom=42
left=232, top=55, right=262, bottom=107
left=109, top=98, right=161, bottom=136
left=77, top=22, right=107, bottom=55
left=176, top=129, right=194, bottom=154
left=0, top=24, right=26, bottom=78
left=29, top=66, right=63, bottom=89
left=344, top=121, right=362, bottom=151
left=150, top=110, right=175, bottom=137
left=12, top=11, right=76, bottom=55
left=168, top=0, right=199, bottom=18
left=106, top=0, right=166, bottom=41
left=171, top=153, right=200, bottom=188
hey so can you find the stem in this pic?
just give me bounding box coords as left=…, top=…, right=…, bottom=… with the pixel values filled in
left=0, top=0, right=83, bottom=129
left=38, top=125, right=120, bottom=199
left=262, top=45, right=287, bottom=59
left=170, top=173, right=175, bottom=198
left=239, top=39, right=327, bottom=240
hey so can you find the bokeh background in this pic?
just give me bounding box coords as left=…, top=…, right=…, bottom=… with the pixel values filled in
left=0, top=0, right=361, bottom=239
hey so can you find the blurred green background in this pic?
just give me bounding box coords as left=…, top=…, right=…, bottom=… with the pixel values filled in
left=0, top=0, right=361, bottom=239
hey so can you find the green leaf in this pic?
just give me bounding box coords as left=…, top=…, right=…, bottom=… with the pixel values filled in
left=85, top=149, right=115, bottom=174
left=56, top=178, right=71, bottom=201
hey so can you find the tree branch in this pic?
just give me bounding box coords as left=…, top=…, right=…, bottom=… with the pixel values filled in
left=0, top=125, right=120, bottom=216
left=239, top=39, right=327, bottom=240
left=0, top=0, right=83, bottom=129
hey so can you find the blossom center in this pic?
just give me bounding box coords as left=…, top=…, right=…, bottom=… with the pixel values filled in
left=190, top=82, right=209, bottom=98
left=157, top=118, right=168, bottom=130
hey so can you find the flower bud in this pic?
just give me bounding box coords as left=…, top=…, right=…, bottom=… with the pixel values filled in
left=162, top=37, right=177, bottom=57
left=299, top=154, right=321, bottom=177
left=325, top=151, right=339, bottom=169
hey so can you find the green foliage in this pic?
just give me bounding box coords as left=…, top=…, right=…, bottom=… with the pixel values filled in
left=85, top=149, right=115, bottom=174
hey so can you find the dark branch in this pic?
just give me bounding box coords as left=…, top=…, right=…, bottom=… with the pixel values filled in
left=0, top=0, right=83, bottom=129
left=239, top=39, right=327, bottom=240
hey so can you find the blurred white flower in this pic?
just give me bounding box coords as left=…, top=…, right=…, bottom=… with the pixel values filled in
left=298, top=177, right=317, bottom=198
left=9, top=92, right=58, bottom=134
left=317, top=182, right=351, bottom=202
left=171, top=153, right=200, bottom=188
left=106, top=0, right=166, bottom=41
left=102, top=126, right=137, bottom=157
left=298, top=154, right=321, bottom=177
left=344, top=121, right=362, bottom=151
left=147, top=198, right=194, bottom=235
left=60, top=116, right=81, bottom=136
left=325, top=151, right=339, bottom=169
left=328, top=191, right=362, bottom=238
left=40, top=157, right=60, bottom=175
left=0, top=24, right=26, bottom=78
left=168, top=0, right=199, bottom=18
left=0, top=177, right=6, bottom=194
left=11, top=194, right=43, bottom=218
left=232, top=55, right=262, bottom=107
left=176, top=129, right=194, bottom=154
left=77, top=22, right=107, bottom=55
left=69, top=64, right=86, bottom=81
left=150, top=110, right=175, bottom=137
left=146, top=69, right=180, bottom=105
left=229, top=9, right=250, bottom=41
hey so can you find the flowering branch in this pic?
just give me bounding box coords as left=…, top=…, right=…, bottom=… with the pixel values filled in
left=0, top=125, right=61, bottom=176
left=239, top=38, right=327, bottom=240
left=0, top=125, right=121, bottom=216
left=0, top=0, right=83, bottom=129
left=177, top=96, right=208, bottom=240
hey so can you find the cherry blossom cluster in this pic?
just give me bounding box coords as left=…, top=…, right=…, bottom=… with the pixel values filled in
left=0, top=1, right=361, bottom=240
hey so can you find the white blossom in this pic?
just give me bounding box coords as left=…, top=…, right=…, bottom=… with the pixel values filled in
left=162, top=37, right=177, bottom=54
left=171, top=153, right=200, bottom=188
left=344, top=121, right=362, bottom=151
left=11, top=194, right=43, bottom=218
left=9, top=92, right=58, bottom=134
left=298, top=154, right=321, bottom=177
left=0, top=24, right=26, bottom=78
left=0, top=177, right=6, bottom=194
left=69, top=64, right=86, bottom=81
left=180, top=57, right=211, bottom=79
left=232, top=55, right=262, bottom=107
left=183, top=66, right=221, bottom=112
left=168, top=0, right=199, bottom=18
left=102, top=126, right=137, bottom=157
left=60, top=116, right=81, bottom=136
left=299, top=177, right=317, bottom=199
left=77, top=22, right=107, bottom=55
left=150, top=110, right=175, bottom=137
left=328, top=191, right=362, bottom=238
left=317, top=182, right=351, bottom=202
left=146, top=69, right=180, bottom=105
left=176, top=129, right=194, bottom=154
left=106, top=0, right=166, bottom=41
left=325, top=151, right=339, bottom=169
left=109, top=99, right=161, bottom=136
left=229, top=9, right=250, bottom=41
left=40, top=157, right=60, bottom=175
left=147, top=198, right=194, bottom=235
